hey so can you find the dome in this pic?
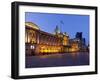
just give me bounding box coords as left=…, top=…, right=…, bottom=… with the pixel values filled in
left=25, top=22, right=40, bottom=30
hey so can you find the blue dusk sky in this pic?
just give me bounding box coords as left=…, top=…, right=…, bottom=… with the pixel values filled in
left=25, top=12, right=89, bottom=44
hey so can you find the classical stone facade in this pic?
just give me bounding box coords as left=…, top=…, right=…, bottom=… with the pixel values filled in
left=25, top=22, right=86, bottom=56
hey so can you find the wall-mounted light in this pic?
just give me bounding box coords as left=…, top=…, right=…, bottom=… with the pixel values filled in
left=30, top=45, right=35, bottom=49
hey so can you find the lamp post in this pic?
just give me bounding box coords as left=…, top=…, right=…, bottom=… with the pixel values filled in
left=30, top=44, right=35, bottom=55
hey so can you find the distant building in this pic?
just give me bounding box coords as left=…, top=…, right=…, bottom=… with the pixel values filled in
left=82, top=38, right=86, bottom=45
left=69, top=39, right=79, bottom=52
left=75, top=32, right=87, bottom=52
left=75, top=32, right=82, bottom=40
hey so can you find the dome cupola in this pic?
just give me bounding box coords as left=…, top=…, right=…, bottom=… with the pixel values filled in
left=25, top=22, right=40, bottom=30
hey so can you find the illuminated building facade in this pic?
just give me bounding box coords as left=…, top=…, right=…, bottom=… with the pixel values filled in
left=25, top=22, right=88, bottom=56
